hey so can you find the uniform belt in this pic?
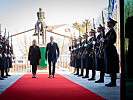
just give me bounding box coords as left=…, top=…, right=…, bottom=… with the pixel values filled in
left=96, top=46, right=99, bottom=48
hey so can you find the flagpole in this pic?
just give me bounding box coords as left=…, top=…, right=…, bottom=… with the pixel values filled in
left=108, top=0, right=112, bottom=19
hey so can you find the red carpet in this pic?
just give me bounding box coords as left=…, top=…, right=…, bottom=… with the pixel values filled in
left=0, top=72, right=105, bottom=100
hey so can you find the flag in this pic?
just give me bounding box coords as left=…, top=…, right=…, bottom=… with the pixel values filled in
left=108, top=0, right=116, bottom=21
left=111, top=0, right=116, bottom=13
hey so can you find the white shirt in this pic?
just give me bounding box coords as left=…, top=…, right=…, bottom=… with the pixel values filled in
left=51, top=42, right=53, bottom=45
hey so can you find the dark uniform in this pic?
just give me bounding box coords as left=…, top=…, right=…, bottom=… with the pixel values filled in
left=104, top=18, right=119, bottom=87
left=1, top=37, right=8, bottom=78
left=69, top=45, right=75, bottom=67
left=0, top=35, right=4, bottom=79
left=95, top=32, right=104, bottom=82
left=74, top=42, right=80, bottom=75
left=79, top=35, right=87, bottom=76
left=87, top=29, right=96, bottom=80
left=82, top=36, right=94, bottom=78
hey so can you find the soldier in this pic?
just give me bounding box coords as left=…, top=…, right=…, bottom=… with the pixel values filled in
left=4, top=39, right=10, bottom=77
left=6, top=38, right=12, bottom=76
left=101, top=18, right=119, bottom=87
left=1, top=36, right=8, bottom=78
left=0, top=33, right=4, bottom=80
left=74, top=37, right=82, bottom=75
left=84, top=29, right=96, bottom=80
left=95, top=25, right=105, bottom=83
left=82, top=29, right=94, bottom=78
left=78, top=33, right=88, bottom=77
left=69, top=39, right=76, bottom=74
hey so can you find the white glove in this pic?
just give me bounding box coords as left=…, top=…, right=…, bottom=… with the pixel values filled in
left=100, top=38, right=104, bottom=42
left=84, top=44, right=87, bottom=47
left=79, top=45, right=81, bottom=48
left=0, top=54, right=2, bottom=58
left=74, top=48, right=76, bottom=50
left=92, top=41, right=96, bottom=45
left=71, top=49, right=73, bottom=51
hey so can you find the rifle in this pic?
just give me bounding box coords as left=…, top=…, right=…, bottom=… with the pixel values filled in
left=72, top=33, right=76, bottom=60
left=4, top=29, right=7, bottom=58
left=98, top=11, right=105, bottom=58
left=83, top=36, right=88, bottom=59
left=0, top=38, right=2, bottom=58
left=83, top=20, right=89, bottom=59
left=0, top=24, right=2, bottom=58
left=10, top=34, right=15, bottom=59
left=92, top=18, right=96, bottom=58
left=7, top=32, right=11, bottom=59
left=78, top=28, right=82, bottom=59
left=70, top=34, right=73, bottom=60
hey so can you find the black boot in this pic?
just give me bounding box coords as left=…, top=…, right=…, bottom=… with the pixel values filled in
left=6, top=74, right=11, bottom=76
left=95, top=71, right=104, bottom=83
left=105, top=82, right=116, bottom=87
left=1, top=75, right=8, bottom=78
left=74, top=68, right=79, bottom=75
left=95, top=79, right=104, bottom=83
left=82, top=69, right=89, bottom=78
left=105, top=74, right=116, bottom=87
left=0, top=76, right=4, bottom=80
left=82, top=76, right=89, bottom=78
left=74, top=72, right=79, bottom=75
left=78, top=69, right=83, bottom=77
left=88, top=77, right=95, bottom=80
left=5, top=69, right=10, bottom=77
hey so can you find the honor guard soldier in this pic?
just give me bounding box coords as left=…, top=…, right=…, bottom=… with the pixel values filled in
left=78, top=33, right=88, bottom=77
left=86, top=29, right=96, bottom=80
left=4, top=38, right=10, bottom=77
left=82, top=29, right=94, bottom=78
left=6, top=38, right=12, bottom=76
left=95, top=24, right=105, bottom=83
left=101, top=18, right=119, bottom=87
left=0, top=33, right=4, bottom=80
left=74, top=36, right=82, bottom=75
left=69, top=39, right=77, bottom=74
left=1, top=36, right=8, bottom=78
left=9, top=36, right=15, bottom=71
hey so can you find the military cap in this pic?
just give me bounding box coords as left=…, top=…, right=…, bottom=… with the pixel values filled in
left=89, top=29, right=95, bottom=33
left=108, top=18, right=117, bottom=24
left=97, top=24, right=104, bottom=29
left=83, top=33, right=88, bottom=37
left=3, top=36, right=6, bottom=39
left=78, top=36, right=82, bottom=39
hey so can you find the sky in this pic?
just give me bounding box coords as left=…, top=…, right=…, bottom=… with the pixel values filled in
left=0, top=0, right=109, bottom=57
left=0, top=0, right=108, bottom=35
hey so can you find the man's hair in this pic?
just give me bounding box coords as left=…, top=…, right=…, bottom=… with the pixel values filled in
left=50, top=36, right=54, bottom=39
left=33, top=39, right=37, bottom=42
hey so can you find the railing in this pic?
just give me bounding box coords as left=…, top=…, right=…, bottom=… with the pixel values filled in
left=56, top=55, right=71, bottom=71
left=9, top=60, right=32, bottom=73
left=9, top=55, right=72, bottom=73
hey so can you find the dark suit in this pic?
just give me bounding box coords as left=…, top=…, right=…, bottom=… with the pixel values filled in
left=45, top=42, right=59, bottom=75
left=28, top=45, right=41, bottom=75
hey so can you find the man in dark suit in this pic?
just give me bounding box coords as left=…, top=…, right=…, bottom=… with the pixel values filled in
left=45, top=36, right=60, bottom=78
left=28, top=39, right=41, bottom=78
